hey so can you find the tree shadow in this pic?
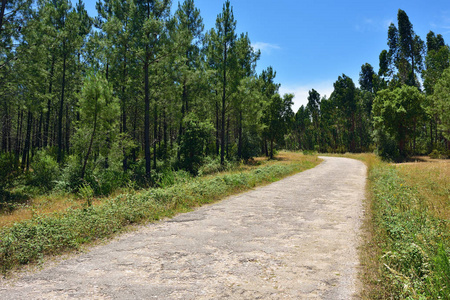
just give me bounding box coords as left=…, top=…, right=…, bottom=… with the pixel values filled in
left=0, top=190, right=30, bottom=214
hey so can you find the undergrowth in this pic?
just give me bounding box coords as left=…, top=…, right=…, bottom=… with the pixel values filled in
left=369, top=163, right=450, bottom=299
left=0, top=155, right=318, bottom=274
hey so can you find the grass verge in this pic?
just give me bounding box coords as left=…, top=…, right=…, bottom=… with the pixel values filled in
left=336, top=154, right=450, bottom=299
left=0, top=152, right=320, bottom=275
left=323, top=153, right=449, bottom=299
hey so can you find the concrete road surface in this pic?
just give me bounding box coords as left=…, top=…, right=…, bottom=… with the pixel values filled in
left=0, top=156, right=366, bottom=299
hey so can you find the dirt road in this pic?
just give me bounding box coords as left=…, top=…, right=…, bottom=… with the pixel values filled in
left=0, top=156, right=366, bottom=299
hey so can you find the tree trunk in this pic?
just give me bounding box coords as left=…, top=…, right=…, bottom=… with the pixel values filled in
left=44, top=56, right=55, bottom=148
left=36, top=111, right=43, bottom=150
left=215, top=96, right=219, bottom=156
left=121, top=50, right=128, bottom=171
left=15, top=108, right=23, bottom=164
left=163, top=106, right=167, bottom=159
left=57, top=47, right=67, bottom=163
left=1, top=98, right=9, bottom=152
left=220, top=45, right=227, bottom=165
left=144, top=58, right=151, bottom=179
left=65, top=102, right=70, bottom=154
left=237, top=110, right=242, bottom=158
left=270, top=138, right=274, bottom=159
left=153, top=99, right=157, bottom=170
left=21, top=110, right=32, bottom=170
left=81, top=106, right=98, bottom=180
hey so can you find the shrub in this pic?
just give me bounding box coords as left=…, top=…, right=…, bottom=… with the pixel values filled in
left=0, top=152, right=19, bottom=192
left=54, top=155, right=87, bottom=193
left=241, top=126, right=261, bottom=161
left=28, top=150, right=60, bottom=192
left=179, top=114, right=214, bottom=175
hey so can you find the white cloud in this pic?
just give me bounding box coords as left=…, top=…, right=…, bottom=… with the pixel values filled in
left=252, top=42, right=281, bottom=55
left=355, top=18, right=393, bottom=33
left=279, top=81, right=335, bottom=113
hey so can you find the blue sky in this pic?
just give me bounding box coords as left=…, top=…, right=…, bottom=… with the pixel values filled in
left=76, top=0, right=450, bottom=112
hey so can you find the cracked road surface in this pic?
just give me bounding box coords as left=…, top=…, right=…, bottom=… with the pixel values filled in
left=0, top=156, right=366, bottom=299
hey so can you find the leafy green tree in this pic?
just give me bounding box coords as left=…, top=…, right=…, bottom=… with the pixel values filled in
left=233, top=32, right=260, bottom=159
left=262, top=93, right=294, bottom=159
left=207, top=0, right=237, bottom=165
left=359, top=63, right=375, bottom=93
left=74, top=73, right=119, bottom=180
left=173, top=0, right=205, bottom=157
left=179, top=113, right=214, bottom=174
left=294, top=105, right=311, bottom=151
left=432, top=67, right=450, bottom=143
left=132, top=0, right=171, bottom=178
left=307, top=89, right=320, bottom=148
left=331, top=74, right=356, bottom=152
left=372, top=85, right=425, bottom=159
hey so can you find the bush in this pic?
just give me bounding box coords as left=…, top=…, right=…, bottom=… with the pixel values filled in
left=28, top=150, right=60, bottom=192
left=0, top=152, right=19, bottom=192
left=54, top=155, right=87, bottom=193
left=429, top=149, right=448, bottom=159
left=241, top=126, right=261, bottom=161
left=179, top=114, right=214, bottom=175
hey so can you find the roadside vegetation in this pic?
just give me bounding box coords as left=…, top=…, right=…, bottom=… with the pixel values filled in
left=334, top=153, right=450, bottom=299
left=0, top=152, right=320, bottom=274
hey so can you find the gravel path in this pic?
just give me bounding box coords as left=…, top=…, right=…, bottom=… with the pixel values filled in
left=0, top=156, right=366, bottom=299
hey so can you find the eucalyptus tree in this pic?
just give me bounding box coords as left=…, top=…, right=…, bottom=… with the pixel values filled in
left=330, top=74, right=356, bottom=152
left=373, top=85, right=425, bottom=160
left=383, top=10, right=424, bottom=87
left=423, top=31, right=449, bottom=149
left=359, top=63, right=375, bottom=93
left=432, top=68, right=450, bottom=144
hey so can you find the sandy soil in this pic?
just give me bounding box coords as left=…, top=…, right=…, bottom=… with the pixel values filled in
left=0, top=156, right=366, bottom=299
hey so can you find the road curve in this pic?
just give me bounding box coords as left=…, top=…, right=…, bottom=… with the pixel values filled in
left=0, top=156, right=366, bottom=299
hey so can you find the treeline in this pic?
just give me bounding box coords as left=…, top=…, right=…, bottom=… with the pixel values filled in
left=0, top=0, right=293, bottom=195
left=292, top=9, right=450, bottom=161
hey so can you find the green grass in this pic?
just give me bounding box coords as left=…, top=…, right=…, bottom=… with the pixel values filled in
left=0, top=153, right=319, bottom=274
left=367, top=162, right=450, bottom=299
left=320, top=153, right=449, bottom=299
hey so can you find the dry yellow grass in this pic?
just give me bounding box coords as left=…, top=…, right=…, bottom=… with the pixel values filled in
left=395, top=158, right=450, bottom=221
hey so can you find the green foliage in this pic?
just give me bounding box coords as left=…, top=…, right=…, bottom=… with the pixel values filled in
left=262, top=93, right=294, bottom=158
left=0, top=153, right=19, bottom=192
left=28, top=150, right=60, bottom=192
left=370, top=164, right=450, bottom=298
left=373, top=85, right=425, bottom=160
left=179, top=114, right=214, bottom=174
left=78, top=183, right=94, bottom=207
left=55, top=155, right=88, bottom=193
left=432, top=67, right=450, bottom=141
left=240, top=126, right=262, bottom=161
